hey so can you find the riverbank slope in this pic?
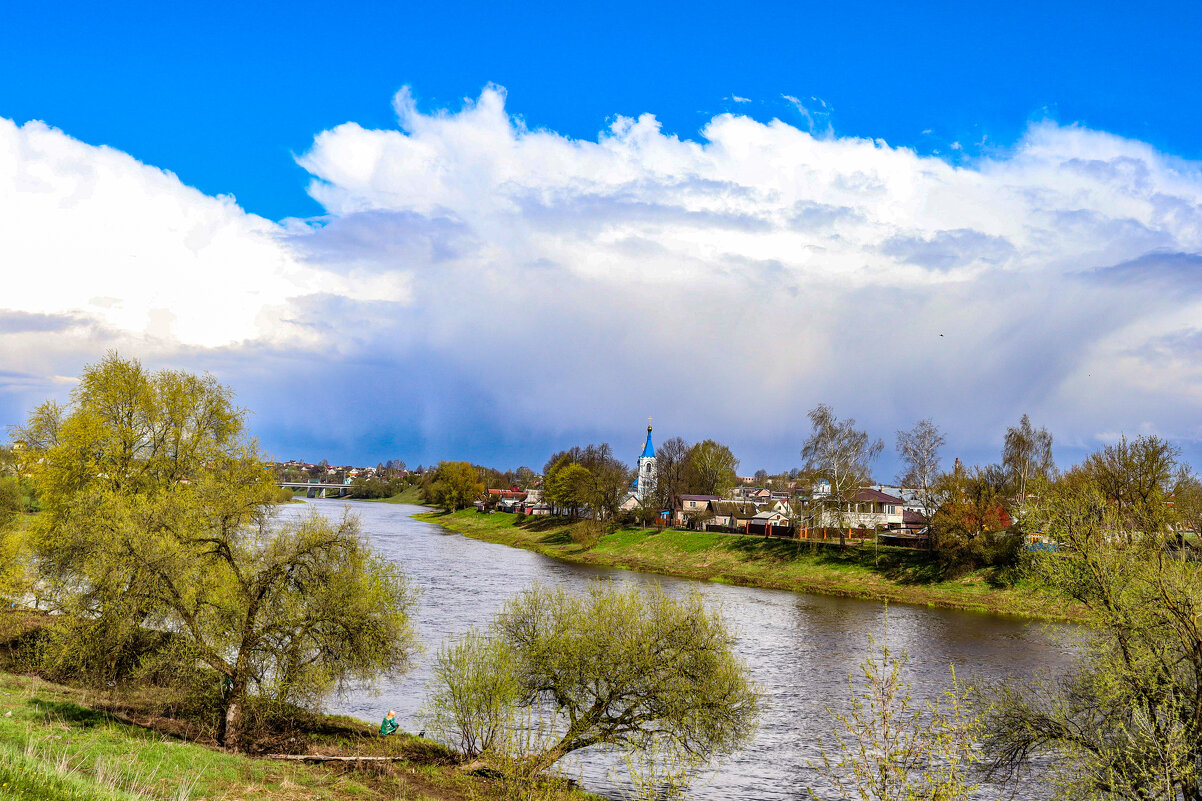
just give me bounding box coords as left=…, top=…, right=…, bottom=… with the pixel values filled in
left=414, top=509, right=1079, bottom=621
left=0, top=669, right=597, bottom=801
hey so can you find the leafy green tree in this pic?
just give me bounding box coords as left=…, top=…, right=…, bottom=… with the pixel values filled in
left=543, top=458, right=592, bottom=519
left=424, top=628, right=520, bottom=758
left=0, top=474, right=25, bottom=609
left=425, top=583, right=760, bottom=773
left=1078, top=434, right=1180, bottom=545
left=15, top=353, right=419, bottom=750
left=424, top=460, right=485, bottom=511
left=982, top=477, right=1202, bottom=801
left=685, top=440, right=739, bottom=497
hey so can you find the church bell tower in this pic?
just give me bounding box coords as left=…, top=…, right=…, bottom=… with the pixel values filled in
left=636, top=422, right=657, bottom=502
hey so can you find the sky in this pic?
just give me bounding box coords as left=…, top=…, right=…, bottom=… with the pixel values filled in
left=3, top=0, right=1202, bottom=477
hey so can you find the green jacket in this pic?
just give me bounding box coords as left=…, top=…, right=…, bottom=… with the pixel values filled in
left=380, top=715, right=399, bottom=736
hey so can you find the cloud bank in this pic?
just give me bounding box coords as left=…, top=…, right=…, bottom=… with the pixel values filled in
left=4, top=87, right=1202, bottom=470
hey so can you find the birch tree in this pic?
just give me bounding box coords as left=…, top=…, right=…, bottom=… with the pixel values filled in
left=1001, top=414, right=1055, bottom=521
left=801, top=404, right=883, bottom=545
left=895, top=419, right=945, bottom=520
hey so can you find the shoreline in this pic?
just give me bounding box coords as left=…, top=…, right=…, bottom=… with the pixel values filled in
left=413, top=508, right=1083, bottom=623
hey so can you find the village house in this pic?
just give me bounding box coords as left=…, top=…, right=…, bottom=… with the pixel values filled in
left=675, top=494, right=721, bottom=526
left=802, top=488, right=906, bottom=531
left=707, top=500, right=760, bottom=529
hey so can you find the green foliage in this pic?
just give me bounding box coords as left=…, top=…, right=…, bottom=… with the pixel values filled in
left=981, top=477, right=1202, bottom=800
left=929, top=462, right=1020, bottom=573
left=423, top=460, right=485, bottom=511
left=811, top=638, right=981, bottom=801
left=1075, top=434, right=1181, bottom=545
left=423, top=628, right=520, bottom=758
left=14, top=353, right=420, bottom=750
left=347, top=474, right=409, bottom=499
left=542, top=444, right=634, bottom=524
left=684, top=439, right=739, bottom=498
left=425, top=582, right=760, bottom=774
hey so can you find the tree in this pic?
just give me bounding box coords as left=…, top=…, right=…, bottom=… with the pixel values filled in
left=1001, top=414, right=1055, bottom=521
left=542, top=445, right=633, bottom=524
left=928, top=462, right=1017, bottom=571
left=16, top=353, right=419, bottom=750
left=754, top=469, right=769, bottom=486
left=685, top=440, right=739, bottom=498
left=424, top=628, right=520, bottom=758
left=1171, top=468, right=1202, bottom=545
left=425, top=583, right=760, bottom=773
left=811, top=638, right=980, bottom=801
left=515, top=466, right=537, bottom=489
left=653, top=436, right=692, bottom=510
left=1078, top=434, right=1180, bottom=545
left=424, top=460, right=485, bottom=511
left=0, top=474, right=24, bottom=609
left=895, top=419, right=945, bottom=519
left=982, top=477, right=1202, bottom=801
left=801, top=404, right=883, bottom=545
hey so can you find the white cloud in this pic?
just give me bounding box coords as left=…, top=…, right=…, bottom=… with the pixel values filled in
left=288, top=86, right=1202, bottom=463
left=0, top=118, right=409, bottom=353
left=6, top=88, right=1202, bottom=469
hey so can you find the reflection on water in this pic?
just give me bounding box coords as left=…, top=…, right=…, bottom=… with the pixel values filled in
left=286, top=500, right=1072, bottom=800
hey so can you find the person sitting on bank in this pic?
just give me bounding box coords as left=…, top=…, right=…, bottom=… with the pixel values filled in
left=379, top=709, right=399, bottom=736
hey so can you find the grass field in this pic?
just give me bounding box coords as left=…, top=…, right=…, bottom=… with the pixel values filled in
left=0, top=671, right=596, bottom=801
left=414, top=509, right=1080, bottom=621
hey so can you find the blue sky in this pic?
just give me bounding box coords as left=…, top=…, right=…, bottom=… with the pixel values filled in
left=6, top=0, right=1201, bottom=221
left=3, top=1, right=1202, bottom=476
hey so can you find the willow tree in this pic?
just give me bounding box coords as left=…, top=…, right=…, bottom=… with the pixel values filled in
left=16, top=353, right=418, bottom=749
left=425, top=583, right=760, bottom=775
left=982, top=477, right=1202, bottom=800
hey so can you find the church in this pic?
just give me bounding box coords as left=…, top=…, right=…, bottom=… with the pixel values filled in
left=622, top=422, right=657, bottom=510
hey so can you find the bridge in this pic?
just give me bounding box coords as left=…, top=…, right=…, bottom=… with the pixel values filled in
left=279, top=482, right=352, bottom=499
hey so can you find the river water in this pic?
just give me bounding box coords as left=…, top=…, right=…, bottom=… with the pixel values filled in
left=289, top=499, right=1072, bottom=800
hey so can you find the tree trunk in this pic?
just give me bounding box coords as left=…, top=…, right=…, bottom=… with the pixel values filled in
left=218, top=675, right=248, bottom=750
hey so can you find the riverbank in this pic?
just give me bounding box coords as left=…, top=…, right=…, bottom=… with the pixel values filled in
left=414, top=509, right=1081, bottom=621
left=359, top=485, right=424, bottom=504
left=0, top=668, right=597, bottom=801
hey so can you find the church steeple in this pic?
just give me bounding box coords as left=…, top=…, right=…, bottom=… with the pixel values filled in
left=641, top=423, right=655, bottom=459
left=636, top=421, right=657, bottom=502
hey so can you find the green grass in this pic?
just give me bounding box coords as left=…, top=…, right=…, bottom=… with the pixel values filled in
left=0, top=671, right=598, bottom=801
left=414, top=509, right=1082, bottom=621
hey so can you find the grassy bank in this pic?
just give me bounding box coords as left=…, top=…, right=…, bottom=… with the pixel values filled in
left=414, top=509, right=1081, bottom=621
left=359, top=485, right=425, bottom=505
left=0, top=669, right=596, bottom=801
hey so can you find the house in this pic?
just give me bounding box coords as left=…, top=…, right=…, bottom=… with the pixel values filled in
left=747, top=510, right=790, bottom=536
left=675, top=494, right=721, bottom=526
left=805, top=488, right=905, bottom=531
left=901, top=508, right=927, bottom=533
left=708, top=501, right=759, bottom=529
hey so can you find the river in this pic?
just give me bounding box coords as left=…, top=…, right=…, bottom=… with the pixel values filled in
left=288, top=499, right=1073, bottom=800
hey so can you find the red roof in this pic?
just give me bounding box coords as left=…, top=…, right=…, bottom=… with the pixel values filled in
left=851, top=488, right=905, bottom=505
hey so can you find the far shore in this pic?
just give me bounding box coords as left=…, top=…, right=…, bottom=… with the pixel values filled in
left=412, top=507, right=1082, bottom=623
